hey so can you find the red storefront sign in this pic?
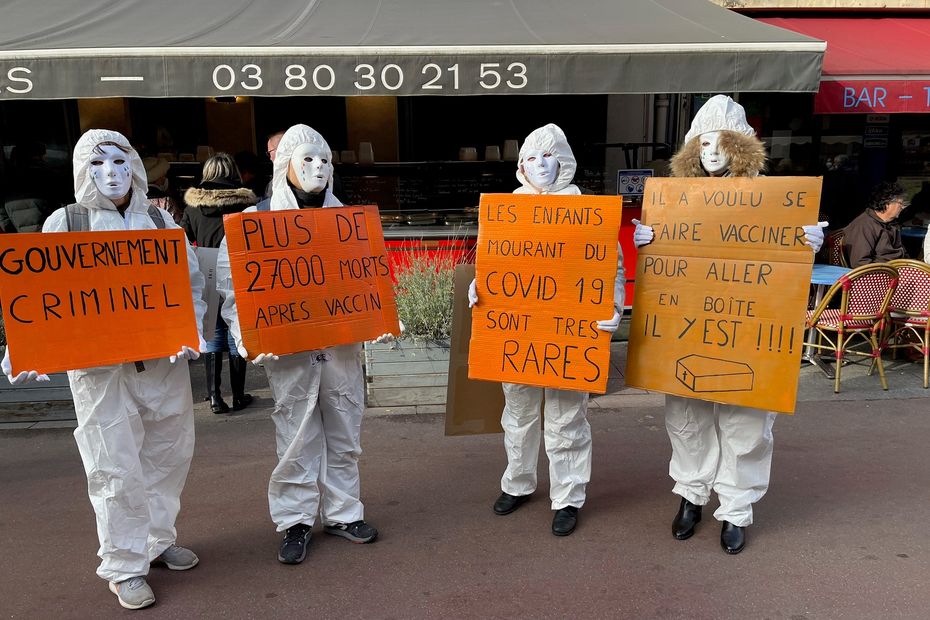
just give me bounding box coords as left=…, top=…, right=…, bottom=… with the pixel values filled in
left=815, top=80, right=930, bottom=114
left=814, top=80, right=930, bottom=114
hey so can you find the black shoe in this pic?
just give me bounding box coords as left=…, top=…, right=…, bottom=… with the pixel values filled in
left=672, top=497, right=703, bottom=540
left=210, top=394, right=230, bottom=414
left=278, top=524, right=312, bottom=564
left=205, top=353, right=229, bottom=414
left=228, top=355, right=253, bottom=411
left=493, top=492, right=530, bottom=515
left=552, top=506, right=579, bottom=536
left=720, top=521, right=746, bottom=554
left=324, top=520, right=378, bottom=544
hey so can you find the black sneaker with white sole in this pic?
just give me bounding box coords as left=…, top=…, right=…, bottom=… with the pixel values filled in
left=324, top=520, right=378, bottom=543
left=278, top=523, right=312, bottom=564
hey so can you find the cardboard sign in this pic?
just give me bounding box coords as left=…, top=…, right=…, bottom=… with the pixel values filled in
left=224, top=205, right=400, bottom=356
left=468, top=194, right=622, bottom=393
left=0, top=229, right=199, bottom=374
left=446, top=263, right=505, bottom=436
left=625, top=177, right=822, bottom=414
left=195, top=247, right=220, bottom=338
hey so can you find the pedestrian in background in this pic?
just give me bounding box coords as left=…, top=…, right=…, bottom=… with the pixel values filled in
left=181, top=153, right=257, bottom=413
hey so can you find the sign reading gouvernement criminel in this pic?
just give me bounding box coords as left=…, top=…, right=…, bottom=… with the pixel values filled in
left=468, top=194, right=622, bottom=394
left=625, top=177, right=822, bottom=414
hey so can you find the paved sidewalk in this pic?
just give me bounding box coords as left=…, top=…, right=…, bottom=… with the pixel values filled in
left=3, top=340, right=928, bottom=429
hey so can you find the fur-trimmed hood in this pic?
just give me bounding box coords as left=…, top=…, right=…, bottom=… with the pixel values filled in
left=670, top=130, right=767, bottom=179
left=184, top=186, right=257, bottom=214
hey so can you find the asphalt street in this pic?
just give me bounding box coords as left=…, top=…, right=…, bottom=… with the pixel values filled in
left=2, top=388, right=929, bottom=618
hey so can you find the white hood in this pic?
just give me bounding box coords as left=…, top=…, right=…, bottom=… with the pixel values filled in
left=72, top=129, right=149, bottom=211
left=515, top=123, right=578, bottom=194
left=683, top=95, right=755, bottom=144
left=269, top=124, right=340, bottom=211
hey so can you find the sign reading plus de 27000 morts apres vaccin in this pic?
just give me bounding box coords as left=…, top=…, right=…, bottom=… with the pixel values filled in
left=224, top=205, right=400, bottom=357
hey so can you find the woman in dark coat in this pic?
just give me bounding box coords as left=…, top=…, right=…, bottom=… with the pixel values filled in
left=182, top=153, right=258, bottom=413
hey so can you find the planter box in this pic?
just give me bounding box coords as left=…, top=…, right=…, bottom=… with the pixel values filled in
left=364, top=340, right=450, bottom=408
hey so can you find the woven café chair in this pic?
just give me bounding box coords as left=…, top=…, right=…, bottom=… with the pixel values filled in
left=824, top=229, right=849, bottom=268
left=884, top=259, right=930, bottom=388
left=804, top=263, right=898, bottom=393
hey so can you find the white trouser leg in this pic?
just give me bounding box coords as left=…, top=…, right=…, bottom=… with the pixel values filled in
left=665, top=395, right=718, bottom=507
left=500, top=383, right=543, bottom=497
left=134, top=359, right=196, bottom=560
left=265, top=352, right=325, bottom=531
left=712, top=406, right=776, bottom=527
left=70, top=359, right=195, bottom=583
left=543, top=388, right=591, bottom=510
left=318, top=344, right=365, bottom=526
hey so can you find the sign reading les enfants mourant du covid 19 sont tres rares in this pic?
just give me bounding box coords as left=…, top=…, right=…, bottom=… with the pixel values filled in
left=626, top=177, right=822, bottom=414
left=0, top=229, right=200, bottom=374
left=223, top=205, right=400, bottom=357
left=469, top=194, right=622, bottom=394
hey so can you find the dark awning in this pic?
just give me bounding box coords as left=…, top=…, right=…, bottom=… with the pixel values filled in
left=0, top=0, right=824, bottom=99
left=758, top=16, right=930, bottom=113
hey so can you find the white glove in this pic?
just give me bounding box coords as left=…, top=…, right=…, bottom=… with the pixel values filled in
left=236, top=344, right=278, bottom=365
left=169, top=345, right=201, bottom=364
left=372, top=320, right=405, bottom=344
left=632, top=219, right=654, bottom=248
left=596, top=311, right=621, bottom=333
left=252, top=353, right=279, bottom=365
left=468, top=278, right=478, bottom=308
left=1, top=347, right=50, bottom=385
left=803, top=221, right=828, bottom=253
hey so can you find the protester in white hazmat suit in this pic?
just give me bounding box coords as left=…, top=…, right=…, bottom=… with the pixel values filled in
left=216, top=124, right=383, bottom=565
left=468, top=123, right=625, bottom=536
left=2, top=129, right=207, bottom=610
left=632, top=96, right=826, bottom=554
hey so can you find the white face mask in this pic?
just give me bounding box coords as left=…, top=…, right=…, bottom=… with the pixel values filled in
left=699, top=131, right=730, bottom=176
left=522, top=149, right=559, bottom=189
left=89, top=145, right=133, bottom=201
left=289, top=143, right=330, bottom=193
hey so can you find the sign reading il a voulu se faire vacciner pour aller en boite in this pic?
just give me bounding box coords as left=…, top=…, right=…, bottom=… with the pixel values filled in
left=625, top=177, right=822, bottom=414
left=223, top=205, right=400, bottom=357
left=468, top=193, right=622, bottom=394
left=0, top=229, right=200, bottom=374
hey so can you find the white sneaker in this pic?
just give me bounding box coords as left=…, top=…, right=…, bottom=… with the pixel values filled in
left=152, top=544, right=199, bottom=570
left=109, top=576, right=155, bottom=610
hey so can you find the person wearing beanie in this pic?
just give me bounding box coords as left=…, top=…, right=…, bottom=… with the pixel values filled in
left=633, top=96, right=826, bottom=554
left=468, top=124, right=626, bottom=536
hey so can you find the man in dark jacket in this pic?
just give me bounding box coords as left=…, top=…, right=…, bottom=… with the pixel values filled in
left=844, top=182, right=908, bottom=266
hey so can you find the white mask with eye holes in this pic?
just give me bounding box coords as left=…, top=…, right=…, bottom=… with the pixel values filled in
left=521, top=149, right=560, bottom=190
left=289, top=143, right=330, bottom=193
left=89, top=145, right=133, bottom=201
left=699, top=131, right=730, bottom=176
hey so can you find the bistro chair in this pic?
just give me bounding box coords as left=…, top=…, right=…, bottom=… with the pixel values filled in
left=823, top=229, right=849, bottom=268
left=804, top=263, right=898, bottom=393
left=884, top=259, right=930, bottom=388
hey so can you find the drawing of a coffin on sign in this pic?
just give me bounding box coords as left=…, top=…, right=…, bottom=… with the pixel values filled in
left=676, top=355, right=754, bottom=393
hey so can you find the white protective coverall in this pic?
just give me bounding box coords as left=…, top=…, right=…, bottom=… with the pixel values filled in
left=216, top=124, right=366, bottom=532
left=499, top=124, right=626, bottom=510
left=41, top=129, right=206, bottom=582
left=664, top=95, right=776, bottom=527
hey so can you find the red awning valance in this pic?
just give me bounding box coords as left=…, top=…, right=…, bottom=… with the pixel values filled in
left=758, top=16, right=930, bottom=113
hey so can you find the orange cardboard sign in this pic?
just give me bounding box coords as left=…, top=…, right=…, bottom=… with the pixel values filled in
left=625, top=176, right=822, bottom=414
left=0, top=229, right=199, bottom=374
left=468, top=194, right=622, bottom=393
left=224, top=205, right=400, bottom=356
